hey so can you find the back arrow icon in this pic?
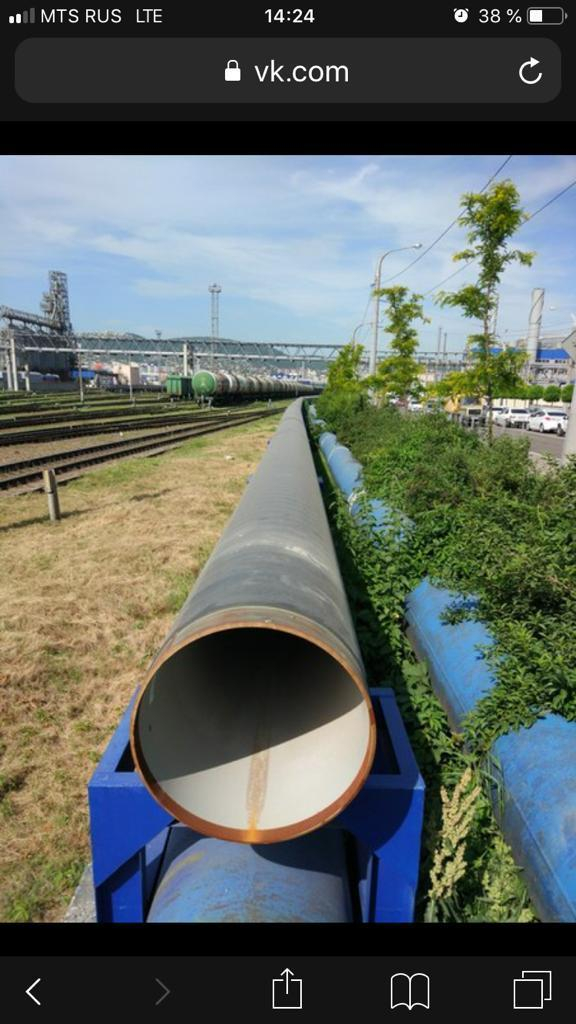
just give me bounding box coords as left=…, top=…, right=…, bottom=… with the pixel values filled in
left=26, top=978, right=42, bottom=1006
left=519, top=57, right=543, bottom=85
left=155, top=979, right=170, bottom=1006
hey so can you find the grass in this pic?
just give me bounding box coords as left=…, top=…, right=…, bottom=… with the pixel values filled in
left=0, top=412, right=282, bottom=921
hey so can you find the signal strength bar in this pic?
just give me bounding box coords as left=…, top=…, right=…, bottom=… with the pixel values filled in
left=8, top=8, right=36, bottom=23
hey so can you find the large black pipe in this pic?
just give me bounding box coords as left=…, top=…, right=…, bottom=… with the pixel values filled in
left=131, top=399, right=376, bottom=843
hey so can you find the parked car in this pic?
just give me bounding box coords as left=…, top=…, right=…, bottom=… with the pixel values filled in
left=493, top=407, right=530, bottom=428
left=528, top=409, right=569, bottom=434
left=407, top=400, right=423, bottom=412
left=459, top=405, right=484, bottom=427
left=487, top=406, right=507, bottom=420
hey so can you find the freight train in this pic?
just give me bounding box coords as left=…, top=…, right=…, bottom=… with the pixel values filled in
left=165, top=371, right=322, bottom=404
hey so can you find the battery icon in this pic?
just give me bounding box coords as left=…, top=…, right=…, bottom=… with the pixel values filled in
left=527, top=7, right=566, bottom=23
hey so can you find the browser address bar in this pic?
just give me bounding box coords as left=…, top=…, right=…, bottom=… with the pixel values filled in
left=15, top=37, right=561, bottom=104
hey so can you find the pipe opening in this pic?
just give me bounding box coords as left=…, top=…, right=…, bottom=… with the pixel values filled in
left=133, top=627, right=373, bottom=842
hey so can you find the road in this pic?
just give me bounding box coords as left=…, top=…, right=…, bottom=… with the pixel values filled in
left=491, top=423, right=563, bottom=458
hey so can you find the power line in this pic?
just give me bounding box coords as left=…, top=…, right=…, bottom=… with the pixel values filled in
left=351, top=157, right=513, bottom=338
left=528, top=178, right=576, bottom=218
left=423, top=176, right=576, bottom=299
left=378, top=155, right=513, bottom=286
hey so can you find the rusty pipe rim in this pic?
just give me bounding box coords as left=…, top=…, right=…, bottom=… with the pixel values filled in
left=130, top=609, right=376, bottom=844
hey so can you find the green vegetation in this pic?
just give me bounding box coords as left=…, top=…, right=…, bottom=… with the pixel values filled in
left=434, top=180, right=535, bottom=437
left=366, top=286, right=429, bottom=401
left=319, top=399, right=576, bottom=746
left=324, top=340, right=365, bottom=396
left=542, top=384, right=561, bottom=403
left=313, top=394, right=576, bottom=920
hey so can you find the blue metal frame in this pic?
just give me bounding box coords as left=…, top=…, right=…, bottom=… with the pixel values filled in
left=332, top=689, right=425, bottom=923
left=88, top=687, right=424, bottom=923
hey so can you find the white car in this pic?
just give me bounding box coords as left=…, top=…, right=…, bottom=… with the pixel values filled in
left=493, top=407, right=530, bottom=429
left=528, top=409, right=569, bottom=434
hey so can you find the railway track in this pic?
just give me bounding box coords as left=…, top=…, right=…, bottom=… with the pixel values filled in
left=0, top=402, right=172, bottom=427
left=0, top=408, right=282, bottom=495
left=0, top=409, right=241, bottom=446
left=0, top=397, right=168, bottom=417
left=0, top=402, right=206, bottom=430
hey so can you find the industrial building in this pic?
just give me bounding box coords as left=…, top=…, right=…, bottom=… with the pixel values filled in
left=1, top=274, right=574, bottom=392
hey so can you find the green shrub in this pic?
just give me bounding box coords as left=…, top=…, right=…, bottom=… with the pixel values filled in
left=314, top=401, right=576, bottom=921
left=318, top=401, right=576, bottom=749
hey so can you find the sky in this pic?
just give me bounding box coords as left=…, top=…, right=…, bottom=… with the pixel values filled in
left=1, top=154, right=575, bottom=354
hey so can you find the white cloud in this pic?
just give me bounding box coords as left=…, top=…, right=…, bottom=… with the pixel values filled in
left=1, top=155, right=574, bottom=344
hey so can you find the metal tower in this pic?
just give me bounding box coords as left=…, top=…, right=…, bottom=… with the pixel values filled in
left=209, top=284, right=222, bottom=340
left=40, top=271, right=73, bottom=333
left=208, top=284, right=222, bottom=370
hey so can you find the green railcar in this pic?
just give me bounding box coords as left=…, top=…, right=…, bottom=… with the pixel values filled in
left=165, top=375, right=193, bottom=399
left=192, top=370, right=218, bottom=398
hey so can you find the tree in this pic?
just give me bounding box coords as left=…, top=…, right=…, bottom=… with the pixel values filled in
left=430, top=349, right=528, bottom=407
left=428, top=371, right=470, bottom=402
left=543, top=384, right=561, bottom=403
left=324, top=340, right=365, bottom=395
left=437, top=181, right=535, bottom=440
left=367, top=286, right=429, bottom=401
left=526, top=384, right=544, bottom=401
left=560, top=384, right=573, bottom=404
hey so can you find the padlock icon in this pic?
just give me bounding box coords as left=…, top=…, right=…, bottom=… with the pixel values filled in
left=225, top=59, right=241, bottom=82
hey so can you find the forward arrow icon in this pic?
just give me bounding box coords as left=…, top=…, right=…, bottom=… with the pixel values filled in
left=155, top=978, right=171, bottom=1006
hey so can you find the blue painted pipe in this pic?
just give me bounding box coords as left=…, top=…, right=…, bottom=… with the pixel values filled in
left=325, top=445, right=363, bottom=499
left=493, top=716, right=576, bottom=922
left=406, top=573, right=576, bottom=921
left=319, top=426, right=576, bottom=922
left=405, top=579, right=493, bottom=732
left=147, top=827, right=352, bottom=922
left=318, top=426, right=413, bottom=538
left=318, top=431, right=338, bottom=461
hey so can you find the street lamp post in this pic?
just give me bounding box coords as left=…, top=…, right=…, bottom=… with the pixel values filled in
left=370, top=244, right=423, bottom=375
left=76, top=340, right=84, bottom=403
left=351, top=321, right=373, bottom=348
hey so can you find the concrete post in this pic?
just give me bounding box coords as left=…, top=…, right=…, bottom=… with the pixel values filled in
left=77, top=344, right=85, bottom=403
left=561, top=336, right=576, bottom=462
left=561, top=386, right=576, bottom=462
left=10, top=335, right=19, bottom=391
left=5, top=352, right=13, bottom=391
left=526, top=288, right=545, bottom=379
left=43, top=469, right=61, bottom=522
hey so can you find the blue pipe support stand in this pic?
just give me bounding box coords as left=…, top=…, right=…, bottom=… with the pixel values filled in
left=88, top=688, right=424, bottom=923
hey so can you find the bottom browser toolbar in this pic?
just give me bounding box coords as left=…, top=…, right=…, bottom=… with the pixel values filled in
left=3, top=956, right=572, bottom=1022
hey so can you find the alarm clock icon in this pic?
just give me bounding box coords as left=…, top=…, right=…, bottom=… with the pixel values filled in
left=454, top=8, right=470, bottom=20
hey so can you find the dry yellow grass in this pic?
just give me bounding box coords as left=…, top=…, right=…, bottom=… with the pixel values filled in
left=0, top=414, right=281, bottom=921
